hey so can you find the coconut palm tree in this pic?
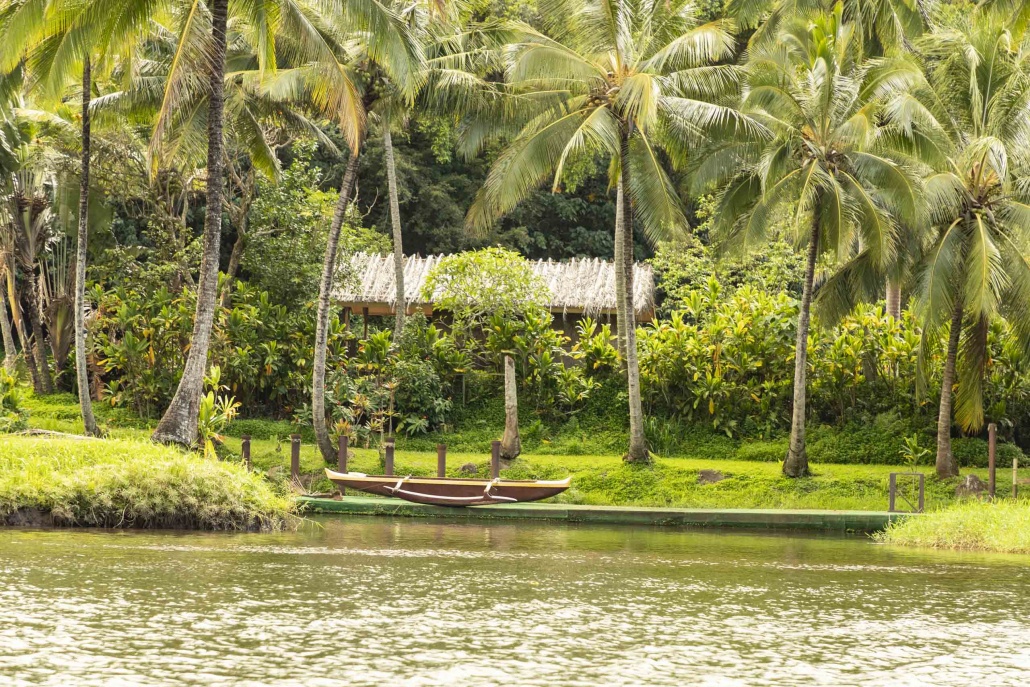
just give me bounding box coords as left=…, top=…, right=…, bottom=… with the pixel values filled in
left=695, top=9, right=920, bottom=476
left=882, top=15, right=1030, bottom=478
left=465, top=0, right=748, bottom=463
left=146, top=0, right=236, bottom=446
left=305, top=0, right=423, bottom=461
left=149, top=0, right=411, bottom=447
left=0, top=0, right=150, bottom=432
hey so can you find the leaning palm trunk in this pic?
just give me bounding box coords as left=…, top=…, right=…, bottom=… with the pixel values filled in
left=383, top=127, right=405, bottom=340
left=0, top=282, right=14, bottom=372
left=151, top=0, right=229, bottom=447
left=784, top=217, right=820, bottom=477
left=885, top=279, right=902, bottom=320
left=613, top=182, right=628, bottom=363
left=5, top=270, right=42, bottom=391
left=76, top=58, right=100, bottom=436
left=935, top=299, right=963, bottom=478
left=619, top=128, right=649, bottom=464
left=313, top=154, right=361, bottom=461
left=22, top=269, right=53, bottom=394
left=500, top=354, right=520, bottom=460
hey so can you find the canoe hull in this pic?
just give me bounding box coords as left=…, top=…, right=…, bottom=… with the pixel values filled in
left=324, top=470, right=570, bottom=507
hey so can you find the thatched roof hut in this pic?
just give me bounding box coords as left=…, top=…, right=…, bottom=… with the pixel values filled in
left=334, top=253, right=655, bottom=321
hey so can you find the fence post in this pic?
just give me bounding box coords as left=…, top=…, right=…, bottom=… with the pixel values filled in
left=290, top=434, right=301, bottom=482
left=889, top=473, right=898, bottom=512
left=491, top=441, right=501, bottom=480
left=384, top=440, right=395, bottom=477
left=988, top=423, right=997, bottom=500
left=338, top=435, right=348, bottom=473
left=241, top=435, right=251, bottom=471
left=1014, top=456, right=1020, bottom=500
left=437, top=444, right=447, bottom=478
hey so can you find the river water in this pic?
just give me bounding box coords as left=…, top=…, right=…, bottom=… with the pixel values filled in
left=1, top=517, right=1028, bottom=686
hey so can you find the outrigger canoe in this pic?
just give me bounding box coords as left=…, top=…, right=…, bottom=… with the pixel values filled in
left=324, top=469, right=571, bottom=507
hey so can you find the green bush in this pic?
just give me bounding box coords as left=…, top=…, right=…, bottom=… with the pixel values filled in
left=0, top=369, right=27, bottom=433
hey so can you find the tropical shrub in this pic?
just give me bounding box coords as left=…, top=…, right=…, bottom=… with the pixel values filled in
left=0, top=369, right=28, bottom=433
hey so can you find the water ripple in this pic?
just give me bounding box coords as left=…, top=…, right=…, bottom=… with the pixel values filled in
left=0, top=521, right=1028, bottom=686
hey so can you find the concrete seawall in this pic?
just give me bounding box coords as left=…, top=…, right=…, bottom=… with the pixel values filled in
left=298, top=496, right=912, bottom=533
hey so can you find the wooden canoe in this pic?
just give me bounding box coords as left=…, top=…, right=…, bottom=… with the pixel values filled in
left=324, top=469, right=571, bottom=507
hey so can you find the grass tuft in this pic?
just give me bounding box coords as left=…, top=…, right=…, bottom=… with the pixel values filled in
left=0, top=436, right=296, bottom=531
left=875, top=500, right=1030, bottom=553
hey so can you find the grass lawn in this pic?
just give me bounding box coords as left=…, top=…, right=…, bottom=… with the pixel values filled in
left=17, top=392, right=1030, bottom=514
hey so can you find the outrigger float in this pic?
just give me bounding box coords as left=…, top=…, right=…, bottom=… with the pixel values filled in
left=324, top=440, right=570, bottom=507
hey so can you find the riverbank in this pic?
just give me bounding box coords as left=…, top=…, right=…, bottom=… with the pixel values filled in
left=876, top=500, right=1030, bottom=553
left=9, top=391, right=1030, bottom=523
left=0, top=435, right=296, bottom=530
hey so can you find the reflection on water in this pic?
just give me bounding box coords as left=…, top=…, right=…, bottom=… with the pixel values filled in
left=1, top=518, right=1028, bottom=686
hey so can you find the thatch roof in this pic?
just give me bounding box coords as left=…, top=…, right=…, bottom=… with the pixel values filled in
left=334, top=253, right=654, bottom=320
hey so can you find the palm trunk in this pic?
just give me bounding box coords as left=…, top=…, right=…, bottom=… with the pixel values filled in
left=0, top=281, right=15, bottom=373
left=619, top=126, right=649, bottom=464
left=885, top=279, right=902, bottom=320
left=935, top=299, right=963, bottom=478
left=383, top=127, right=405, bottom=340
left=76, top=57, right=100, bottom=436
left=613, top=181, right=627, bottom=363
left=313, top=153, right=360, bottom=461
left=783, top=213, right=820, bottom=478
left=500, top=354, right=520, bottom=460
left=23, top=270, right=53, bottom=394
left=6, top=270, right=42, bottom=391
left=151, top=0, right=229, bottom=447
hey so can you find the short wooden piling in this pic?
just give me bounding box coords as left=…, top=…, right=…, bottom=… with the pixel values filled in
left=491, top=441, right=500, bottom=480
left=241, top=435, right=251, bottom=470
left=988, top=423, right=997, bottom=499
left=290, top=434, right=301, bottom=482
left=384, top=440, right=395, bottom=476
left=1014, top=456, right=1020, bottom=499
left=338, top=435, right=349, bottom=473
left=437, top=444, right=447, bottom=478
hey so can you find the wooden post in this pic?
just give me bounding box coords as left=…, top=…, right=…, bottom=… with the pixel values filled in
left=290, top=434, right=301, bottom=482
left=491, top=440, right=500, bottom=480
left=384, top=440, right=395, bottom=476
left=338, top=435, right=348, bottom=473
left=1014, top=456, right=1019, bottom=499
left=362, top=306, right=369, bottom=340
left=988, top=422, right=997, bottom=499
left=437, top=444, right=447, bottom=477
left=241, top=435, right=251, bottom=470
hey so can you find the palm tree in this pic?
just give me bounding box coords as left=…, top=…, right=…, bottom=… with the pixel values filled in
left=696, top=10, right=920, bottom=476
left=306, top=0, right=423, bottom=461
left=149, top=0, right=367, bottom=446
left=884, top=15, right=1030, bottom=478
left=466, top=0, right=746, bottom=463
left=149, top=0, right=234, bottom=446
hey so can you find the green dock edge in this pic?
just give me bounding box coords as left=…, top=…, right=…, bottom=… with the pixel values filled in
left=297, top=496, right=914, bottom=533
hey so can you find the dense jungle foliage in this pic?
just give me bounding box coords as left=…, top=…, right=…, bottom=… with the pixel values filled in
left=1, top=0, right=1029, bottom=478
